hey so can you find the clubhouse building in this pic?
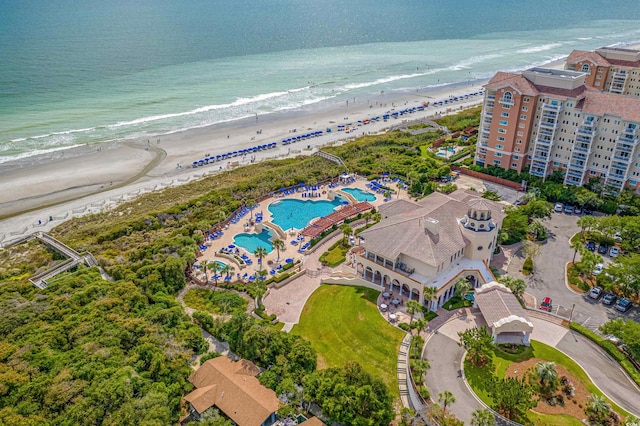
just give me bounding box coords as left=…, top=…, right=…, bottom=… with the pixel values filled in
left=352, top=189, right=504, bottom=311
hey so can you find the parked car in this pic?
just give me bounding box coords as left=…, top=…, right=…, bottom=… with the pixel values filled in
left=564, top=204, right=574, bottom=214
left=584, top=209, right=593, bottom=216
left=540, top=297, right=553, bottom=312
left=574, top=206, right=583, bottom=215
left=615, top=297, right=633, bottom=313
left=598, top=244, right=608, bottom=254
left=602, top=293, right=618, bottom=306
left=554, top=203, right=563, bottom=213
left=586, top=241, right=596, bottom=252
left=588, top=286, right=603, bottom=300
left=609, top=246, right=619, bottom=257
left=593, top=263, right=604, bottom=275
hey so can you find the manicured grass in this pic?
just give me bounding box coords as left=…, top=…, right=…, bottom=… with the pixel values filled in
left=319, top=242, right=349, bottom=267
left=464, top=340, right=632, bottom=420
left=273, top=322, right=285, bottom=331
left=183, top=288, right=247, bottom=315
left=527, top=412, right=583, bottom=426
left=291, top=285, right=405, bottom=398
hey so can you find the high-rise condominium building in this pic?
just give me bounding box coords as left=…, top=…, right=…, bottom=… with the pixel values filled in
left=474, top=66, right=640, bottom=192
left=565, top=47, right=640, bottom=96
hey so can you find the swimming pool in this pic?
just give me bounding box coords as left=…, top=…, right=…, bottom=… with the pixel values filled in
left=210, top=260, right=226, bottom=270
left=341, top=187, right=377, bottom=202
left=233, top=228, right=273, bottom=253
left=269, top=197, right=344, bottom=230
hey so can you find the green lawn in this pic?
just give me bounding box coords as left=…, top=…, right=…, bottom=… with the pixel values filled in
left=442, top=295, right=472, bottom=310
left=291, top=285, right=405, bottom=398
left=464, top=340, right=632, bottom=423
left=319, top=243, right=349, bottom=267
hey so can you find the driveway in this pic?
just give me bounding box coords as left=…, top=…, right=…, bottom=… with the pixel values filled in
left=506, top=212, right=640, bottom=331
left=424, top=314, right=640, bottom=423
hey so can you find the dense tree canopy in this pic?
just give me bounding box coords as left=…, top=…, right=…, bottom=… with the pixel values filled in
left=302, top=361, right=394, bottom=426
left=0, top=268, right=203, bottom=425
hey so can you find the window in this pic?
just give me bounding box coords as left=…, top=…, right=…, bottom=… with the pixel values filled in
left=495, top=152, right=502, bottom=157
left=493, top=160, right=501, bottom=165
left=497, top=136, right=505, bottom=141
left=522, top=106, right=528, bottom=111
left=501, top=91, right=513, bottom=103
left=520, top=114, right=527, bottom=120
left=499, top=120, right=508, bottom=126
left=501, top=112, right=510, bottom=117
left=581, top=63, right=590, bottom=73
left=512, top=162, right=518, bottom=168
left=523, top=97, right=530, bottom=103
left=498, top=128, right=506, bottom=134
left=496, top=144, right=503, bottom=149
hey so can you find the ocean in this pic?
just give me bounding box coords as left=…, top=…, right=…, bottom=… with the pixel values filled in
left=2, top=0, right=640, bottom=163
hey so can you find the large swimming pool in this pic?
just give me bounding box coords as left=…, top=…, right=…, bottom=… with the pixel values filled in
left=341, top=187, right=377, bottom=202
left=233, top=229, right=273, bottom=253
left=269, top=197, right=344, bottom=230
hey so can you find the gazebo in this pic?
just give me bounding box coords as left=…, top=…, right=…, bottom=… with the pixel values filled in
left=473, top=281, right=533, bottom=346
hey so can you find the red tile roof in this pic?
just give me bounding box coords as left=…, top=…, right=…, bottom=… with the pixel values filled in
left=566, top=50, right=611, bottom=67
left=581, top=89, right=640, bottom=122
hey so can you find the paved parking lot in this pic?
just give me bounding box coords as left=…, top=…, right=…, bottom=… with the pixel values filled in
left=506, top=211, right=639, bottom=331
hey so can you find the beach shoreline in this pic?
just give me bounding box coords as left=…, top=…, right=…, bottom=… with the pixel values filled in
left=0, top=54, right=571, bottom=241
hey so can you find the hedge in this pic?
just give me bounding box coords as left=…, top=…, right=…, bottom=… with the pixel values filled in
left=570, top=322, right=640, bottom=386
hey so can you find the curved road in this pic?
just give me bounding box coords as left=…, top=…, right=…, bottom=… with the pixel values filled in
left=423, top=312, right=640, bottom=424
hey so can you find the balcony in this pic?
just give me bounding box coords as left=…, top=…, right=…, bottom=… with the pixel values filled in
left=535, top=137, right=553, bottom=146
left=582, top=118, right=596, bottom=127
left=577, top=127, right=597, bottom=137
left=610, top=162, right=629, bottom=173
left=530, top=168, right=546, bottom=177
left=569, top=160, right=586, bottom=169
left=566, top=169, right=585, bottom=179
left=536, top=144, right=549, bottom=153
left=613, top=154, right=630, bottom=163
left=532, top=153, right=549, bottom=162
left=486, top=94, right=496, bottom=101
left=539, top=119, right=560, bottom=129
left=616, top=144, right=633, bottom=154
left=483, top=111, right=493, bottom=117
left=542, top=103, right=563, bottom=112
left=575, top=135, right=593, bottom=144
left=542, top=112, right=559, bottom=120
left=538, top=128, right=554, bottom=137
left=499, top=97, right=515, bottom=106
left=486, top=101, right=495, bottom=108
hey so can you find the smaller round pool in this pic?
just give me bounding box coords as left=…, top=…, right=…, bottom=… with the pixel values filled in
left=233, top=229, right=273, bottom=253
left=341, top=187, right=377, bottom=202
left=210, top=260, right=226, bottom=269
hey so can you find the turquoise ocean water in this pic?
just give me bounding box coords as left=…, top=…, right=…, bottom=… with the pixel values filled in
left=1, top=0, right=640, bottom=163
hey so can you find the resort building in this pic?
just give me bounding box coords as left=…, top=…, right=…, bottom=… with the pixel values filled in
left=183, top=356, right=280, bottom=426
left=565, top=47, right=640, bottom=96
left=352, top=189, right=504, bottom=311
left=474, top=66, right=640, bottom=192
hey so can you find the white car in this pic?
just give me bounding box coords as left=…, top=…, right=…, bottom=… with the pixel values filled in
left=593, top=263, right=604, bottom=275
left=609, top=246, right=619, bottom=257
left=554, top=203, right=563, bottom=213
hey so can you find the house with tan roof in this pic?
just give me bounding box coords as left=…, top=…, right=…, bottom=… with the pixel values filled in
left=351, top=189, right=504, bottom=310
left=183, top=356, right=280, bottom=426
left=473, top=281, right=533, bottom=346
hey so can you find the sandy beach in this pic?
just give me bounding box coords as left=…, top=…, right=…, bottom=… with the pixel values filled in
left=0, top=55, right=575, bottom=243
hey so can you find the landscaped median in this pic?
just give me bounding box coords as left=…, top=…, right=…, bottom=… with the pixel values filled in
left=464, top=339, right=634, bottom=425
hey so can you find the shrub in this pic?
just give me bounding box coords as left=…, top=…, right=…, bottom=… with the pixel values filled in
left=418, top=385, right=430, bottom=400
left=398, top=323, right=411, bottom=331
left=522, top=256, right=533, bottom=275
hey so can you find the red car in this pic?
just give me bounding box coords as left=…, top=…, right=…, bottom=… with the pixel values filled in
left=540, top=297, right=552, bottom=312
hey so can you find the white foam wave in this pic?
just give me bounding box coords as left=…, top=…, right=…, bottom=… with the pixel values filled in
left=448, top=54, right=505, bottom=70
left=516, top=43, right=563, bottom=54
left=341, top=72, right=428, bottom=90
left=9, top=126, right=97, bottom=143
left=0, top=143, right=85, bottom=164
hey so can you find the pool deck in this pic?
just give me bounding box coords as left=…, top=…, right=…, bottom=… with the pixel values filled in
left=193, top=176, right=406, bottom=282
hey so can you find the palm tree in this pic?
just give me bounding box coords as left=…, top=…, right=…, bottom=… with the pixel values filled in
left=254, top=247, right=268, bottom=271
left=586, top=394, right=610, bottom=424
left=438, top=390, right=456, bottom=413
left=454, top=277, right=472, bottom=300
left=339, top=223, right=353, bottom=245
left=406, top=300, right=422, bottom=325
left=208, top=261, right=221, bottom=286
left=570, top=239, right=582, bottom=263
left=272, top=239, right=285, bottom=263
left=577, top=215, right=597, bottom=241
left=362, top=211, right=372, bottom=226
left=536, top=361, right=558, bottom=395
left=245, top=198, right=256, bottom=222
left=423, top=286, right=438, bottom=312
left=413, top=318, right=428, bottom=336
left=201, top=261, right=209, bottom=283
